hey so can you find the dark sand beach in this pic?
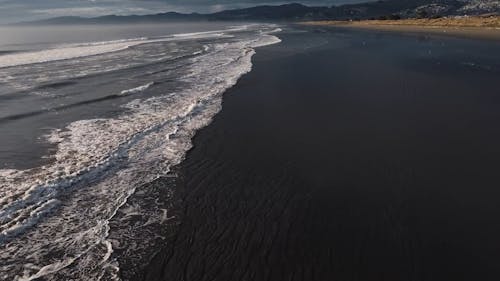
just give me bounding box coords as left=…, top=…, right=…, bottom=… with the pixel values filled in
left=134, top=26, right=500, bottom=281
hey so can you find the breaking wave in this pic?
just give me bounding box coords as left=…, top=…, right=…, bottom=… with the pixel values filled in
left=0, top=24, right=281, bottom=281
left=0, top=29, right=234, bottom=69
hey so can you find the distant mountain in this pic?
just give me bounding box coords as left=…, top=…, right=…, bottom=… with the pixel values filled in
left=17, top=1, right=500, bottom=25
left=210, top=3, right=330, bottom=20
left=20, top=12, right=205, bottom=25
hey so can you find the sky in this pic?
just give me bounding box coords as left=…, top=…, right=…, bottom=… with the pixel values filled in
left=0, top=0, right=368, bottom=24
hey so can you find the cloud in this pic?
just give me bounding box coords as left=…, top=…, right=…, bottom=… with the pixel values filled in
left=30, top=6, right=154, bottom=17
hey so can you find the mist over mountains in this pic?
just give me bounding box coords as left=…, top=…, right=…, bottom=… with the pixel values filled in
left=21, top=0, right=500, bottom=25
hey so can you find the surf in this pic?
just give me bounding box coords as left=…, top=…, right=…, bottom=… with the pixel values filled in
left=0, top=23, right=281, bottom=281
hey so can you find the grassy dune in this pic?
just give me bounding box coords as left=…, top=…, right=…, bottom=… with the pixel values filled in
left=306, top=16, right=500, bottom=28
left=304, top=16, right=500, bottom=40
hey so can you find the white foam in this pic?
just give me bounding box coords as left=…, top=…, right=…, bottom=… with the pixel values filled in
left=173, top=31, right=225, bottom=38
left=0, top=42, right=135, bottom=69
left=0, top=24, right=281, bottom=281
left=119, top=82, right=155, bottom=96
left=0, top=28, right=237, bottom=69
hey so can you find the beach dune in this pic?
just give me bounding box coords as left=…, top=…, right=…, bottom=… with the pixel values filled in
left=304, top=16, right=500, bottom=40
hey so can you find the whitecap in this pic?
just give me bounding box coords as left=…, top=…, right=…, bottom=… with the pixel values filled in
left=119, top=82, right=155, bottom=96
left=0, top=24, right=282, bottom=281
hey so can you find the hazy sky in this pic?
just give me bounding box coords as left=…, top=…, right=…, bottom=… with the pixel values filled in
left=0, top=0, right=368, bottom=23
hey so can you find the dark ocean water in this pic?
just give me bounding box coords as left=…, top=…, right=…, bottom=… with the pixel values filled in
left=0, top=22, right=281, bottom=280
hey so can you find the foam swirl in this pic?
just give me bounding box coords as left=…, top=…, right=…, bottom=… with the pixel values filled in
left=0, top=24, right=281, bottom=281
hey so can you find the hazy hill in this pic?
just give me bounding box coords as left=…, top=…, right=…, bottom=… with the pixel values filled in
left=18, top=1, right=500, bottom=25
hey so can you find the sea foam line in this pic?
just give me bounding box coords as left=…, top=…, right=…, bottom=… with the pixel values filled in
left=0, top=25, right=282, bottom=281
left=0, top=28, right=233, bottom=69
left=119, top=82, right=155, bottom=96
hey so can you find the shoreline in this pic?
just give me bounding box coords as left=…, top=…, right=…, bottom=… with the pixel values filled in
left=135, top=26, right=500, bottom=280
left=303, top=18, right=500, bottom=41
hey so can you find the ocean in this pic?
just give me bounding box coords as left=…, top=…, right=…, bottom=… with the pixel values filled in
left=0, top=22, right=281, bottom=280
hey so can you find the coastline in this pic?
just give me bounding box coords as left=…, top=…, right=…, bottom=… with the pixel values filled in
left=0, top=24, right=283, bottom=281
left=303, top=18, right=500, bottom=41
left=135, top=26, right=500, bottom=280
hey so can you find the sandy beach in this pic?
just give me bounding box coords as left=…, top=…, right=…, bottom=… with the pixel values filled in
left=132, top=25, right=500, bottom=281
left=304, top=17, right=500, bottom=40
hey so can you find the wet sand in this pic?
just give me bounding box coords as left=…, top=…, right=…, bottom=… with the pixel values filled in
left=134, top=26, right=500, bottom=281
